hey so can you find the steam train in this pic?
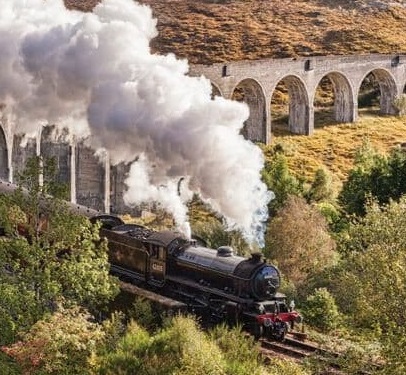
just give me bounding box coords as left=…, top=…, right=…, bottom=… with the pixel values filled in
left=0, top=180, right=301, bottom=340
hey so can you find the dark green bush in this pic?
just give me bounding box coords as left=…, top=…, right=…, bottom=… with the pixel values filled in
left=301, top=288, right=341, bottom=332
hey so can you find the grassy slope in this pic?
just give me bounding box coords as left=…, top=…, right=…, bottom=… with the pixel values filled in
left=65, top=0, right=406, bottom=64
left=137, top=0, right=406, bottom=64
left=265, top=113, right=406, bottom=188
left=64, top=0, right=406, bottom=182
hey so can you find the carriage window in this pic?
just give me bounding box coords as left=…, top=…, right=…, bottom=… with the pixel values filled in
left=150, top=245, right=158, bottom=258
left=149, top=245, right=165, bottom=259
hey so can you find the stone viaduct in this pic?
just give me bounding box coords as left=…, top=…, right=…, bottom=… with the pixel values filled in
left=189, top=53, right=406, bottom=144
left=0, top=53, right=405, bottom=213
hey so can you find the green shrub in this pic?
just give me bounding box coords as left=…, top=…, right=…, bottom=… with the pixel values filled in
left=100, top=311, right=127, bottom=353
left=306, top=168, right=335, bottom=203
left=315, top=201, right=342, bottom=229
left=0, top=352, right=21, bottom=375
left=210, top=324, right=261, bottom=375
left=94, top=320, right=158, bottom=375
left=301, top=288, right=341, bottom=332
left=94, top=315, right=227, bottom=375
left=0, top=282, right=42, bottom=346
left=266, top=358, right=311, bottom=375
left=168, top=316, right=226, bottom=375
left=128, top=297, right=161, bottom=332
left=2, top=305, right=105, bottom=375
left=191, top=220, right=250, bottom=256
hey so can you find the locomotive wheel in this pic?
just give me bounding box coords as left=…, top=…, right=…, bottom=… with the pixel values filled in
left=225, top=302, right=240, bottom=327
left=253, top=323, right=263, bottom=340
left=273, top=322, right=288, bottom=342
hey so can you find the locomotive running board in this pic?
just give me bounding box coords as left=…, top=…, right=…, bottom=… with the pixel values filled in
left=110, top=264, right=146, bottom=283
left=165, top=275, right=254, bottom=305
left=119, top=281, right=187, bottom=312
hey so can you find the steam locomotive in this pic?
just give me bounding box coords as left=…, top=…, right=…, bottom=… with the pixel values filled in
left=0, top=180, right=301, bottom=340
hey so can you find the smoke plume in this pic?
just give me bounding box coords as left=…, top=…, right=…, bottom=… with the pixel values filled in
left=0, top=0, right=272, bottom=247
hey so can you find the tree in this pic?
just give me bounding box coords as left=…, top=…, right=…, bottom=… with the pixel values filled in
left=2, top=305, right=105, bottom=375
left=0, top=157, right=119, bottom=345
left=301, top=288, right=341, bottom=332
left=339, top=141, right=406, bottom=216
left=337, top=197, right=406, bottom=324
left=0, top=276, right=43, bottom=345
left=336, top=197, right=406, bottom=373
left=305, top=167, right=335, bottom=203
left=262, top=153, right=303, bottom=215
left=191, top=219, right=251, bottom=256
left=264, top=196, right=337, bottom=288
left=314, top=201, right=346, bottom=234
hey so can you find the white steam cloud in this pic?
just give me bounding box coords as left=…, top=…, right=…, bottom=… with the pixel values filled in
left=0, top=0, right=272, bottom=247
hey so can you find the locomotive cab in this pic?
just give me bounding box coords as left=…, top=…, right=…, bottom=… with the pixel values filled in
left=147, top=243, right=166, bottom=287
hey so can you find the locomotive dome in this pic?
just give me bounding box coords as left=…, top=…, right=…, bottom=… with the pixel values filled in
left=217, top=246, right=234, bottom=257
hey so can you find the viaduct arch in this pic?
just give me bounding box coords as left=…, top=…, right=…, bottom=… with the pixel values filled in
left=314, top=71, right=355, bottom=123
left=189, top=53, right=406, bottom=144
left=0, top=54, right=405, bottom=214
left=232, top=78, right=267, bottom=142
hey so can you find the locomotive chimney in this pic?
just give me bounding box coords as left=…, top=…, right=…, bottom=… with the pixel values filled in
left=250, top=252, right=263, bottom=263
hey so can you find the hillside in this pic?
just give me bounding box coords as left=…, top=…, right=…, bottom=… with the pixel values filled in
left=65, top=0, right=406, bottom=64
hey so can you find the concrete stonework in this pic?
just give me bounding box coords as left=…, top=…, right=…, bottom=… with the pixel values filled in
left=0, top=54, right=405, bottom=213
left=189, top=53, right=406, bottom=143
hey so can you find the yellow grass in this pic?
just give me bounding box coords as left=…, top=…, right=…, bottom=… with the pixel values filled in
left=65, top=1, right=406, bottom=64
left=141, top=0, right=406, bottom=64
left=264, top=112, right=406, bottom=189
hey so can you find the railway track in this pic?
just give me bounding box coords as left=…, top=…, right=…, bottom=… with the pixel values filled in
left=261, top=335, right=331, bottom=360
left=260, top=335, right=379, bottom=375
left=260, top=336, right=346, bottom=374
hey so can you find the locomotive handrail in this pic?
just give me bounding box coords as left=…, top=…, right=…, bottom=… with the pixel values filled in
left=174, top=254, right=273, bottom=283
left=165, top=274, right=255, bottom=304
